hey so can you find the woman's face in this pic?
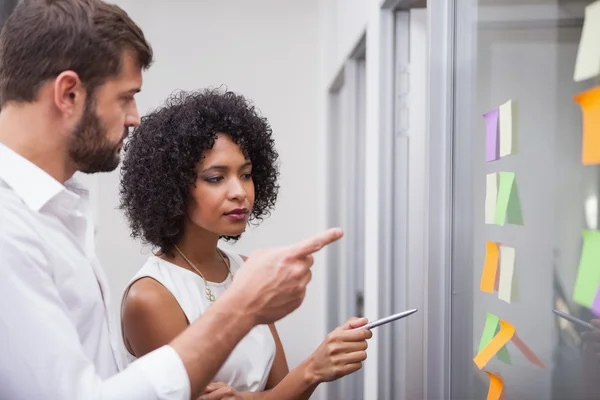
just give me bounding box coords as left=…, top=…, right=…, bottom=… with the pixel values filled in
left=186, top=133, right=255, bottom=237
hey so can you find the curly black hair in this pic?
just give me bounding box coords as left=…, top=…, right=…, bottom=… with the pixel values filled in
left=119, top=88, right=280, bottom=256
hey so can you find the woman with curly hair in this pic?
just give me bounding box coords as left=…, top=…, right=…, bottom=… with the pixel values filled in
left=119, top=88, right=371, bottom=399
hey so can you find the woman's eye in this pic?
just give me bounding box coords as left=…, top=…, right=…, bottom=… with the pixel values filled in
left=242, top=173, right=253, bottom=180
left=204, top=176, right=224, bottom=183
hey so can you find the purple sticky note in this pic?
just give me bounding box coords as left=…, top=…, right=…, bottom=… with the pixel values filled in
left=483, top=109, right=499, bottom=162
left=592, top=287, right=600, bottom=317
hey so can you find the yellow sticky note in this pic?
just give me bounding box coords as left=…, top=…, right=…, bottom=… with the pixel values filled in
left=473, top=319, right=515, bottom=369
left=480, top=242, right=499, bottom=293
left=484, top=371, right=504, bottom=400
left=574, top=86, right=600, bottom=165
left=498, top=245, right=519, bottom=303
left=485, top=173, right=498, bottom=224
left=574, top=1, right=600, bottom=82
left=499, top=100, right=517, bottom=157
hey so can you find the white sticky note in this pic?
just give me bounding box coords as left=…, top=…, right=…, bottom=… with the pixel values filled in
left=498, top=245, right=518, bottom=303
left=574, top=1, right=600, bottom=82
left=499, top=100, right=517, bottom=157
left=485, top=173, right=498, bottom=224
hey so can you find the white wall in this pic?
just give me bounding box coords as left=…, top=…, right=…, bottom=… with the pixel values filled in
left=94, top=1, right=327, bottom=398
left=320, top=0, right=372, bottom=83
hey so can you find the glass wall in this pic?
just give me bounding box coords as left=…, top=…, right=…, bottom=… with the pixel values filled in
left=451, top=1, right=600, bottom=399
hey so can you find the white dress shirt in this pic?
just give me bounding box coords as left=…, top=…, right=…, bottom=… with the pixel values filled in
left=0, top=143, right=191, bottom=400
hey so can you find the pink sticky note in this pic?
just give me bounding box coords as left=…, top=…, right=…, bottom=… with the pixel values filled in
left=483, top=109, right=499, bottom=162
left=592, top=287, right=600, bottom=317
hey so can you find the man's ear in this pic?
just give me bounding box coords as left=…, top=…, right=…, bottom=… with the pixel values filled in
left=53, top=71, right=85, bottom=115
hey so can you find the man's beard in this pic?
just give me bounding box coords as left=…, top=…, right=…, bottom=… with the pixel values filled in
left=68, top=98, right=128, bottom=174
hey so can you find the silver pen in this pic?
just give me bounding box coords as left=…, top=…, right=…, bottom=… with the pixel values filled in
left=353, top=309, right=418, bottom=330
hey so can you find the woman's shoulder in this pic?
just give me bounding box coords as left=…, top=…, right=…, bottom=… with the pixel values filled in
left=122, top=256, right=172, bottom=305
left=125, top=256, right=169, bottom=296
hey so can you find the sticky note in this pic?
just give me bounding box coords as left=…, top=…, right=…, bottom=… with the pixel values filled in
left=493, top=320, right=512, bottom=364
left=480, top=242, right=499, bottom=293
left=573, top=1, right=600, bottom=82
left=484, top=109, right=499, bottom=162
left=512, top=333, right=545, bottom=368
left=499, top=100, right=517, bottom=157
left=592, top=287, right=600, bottom=317
left=494, top=172, right=523, bottom=226
left=484, top=371, right=504, bottom=400
left=498, top=245, right=519, bottom=303
left=574, top=86, right=600, bottom=165
left=474, top=319, right=515, bottom=369
left=485, top=173, right=498, bottom=224
left=573, top=230, right=600, bottom=308
left=477, top=313, right=511, bottom=365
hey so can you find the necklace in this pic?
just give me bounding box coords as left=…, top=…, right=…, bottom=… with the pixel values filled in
left=173, top=244, right=233, bottom=303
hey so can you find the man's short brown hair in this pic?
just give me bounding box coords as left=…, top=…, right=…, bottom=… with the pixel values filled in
left=0, top=0, right=153, bottom=106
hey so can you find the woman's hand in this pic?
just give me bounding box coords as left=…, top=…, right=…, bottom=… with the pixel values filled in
left=582, top=319, right=600, bottom=365
left=306, top=317, right=372, bottom=383
left=581, top=320, right=600, bottom=398
left=198, top=382, right=245, bottom=400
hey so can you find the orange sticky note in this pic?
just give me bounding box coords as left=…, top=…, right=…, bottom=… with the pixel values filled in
left=474, top=320, right=515, bottom=369
left=494, top=260, right=501, bottom=292
left=574, top=86, right=600, bottom=165
left=512, top=333, right=545, bottom=368
left=484, top=371, right=504, bottom=400
left=480, top=242, right=500, bottom=293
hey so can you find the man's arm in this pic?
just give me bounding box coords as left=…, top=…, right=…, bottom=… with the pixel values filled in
left=0, top=217, right=342, bottom=400
left=0, top=227, right=190, bottom=400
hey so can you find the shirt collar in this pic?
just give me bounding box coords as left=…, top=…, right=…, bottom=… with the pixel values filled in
left=0, top=143, right=86, bottom=212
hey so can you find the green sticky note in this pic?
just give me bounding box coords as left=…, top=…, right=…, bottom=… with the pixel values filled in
left=494, top=172, right=523, bottom=226
left=478, top=313, right=512, bottom=365
left=506, top=177, right=523, bottom=225
left=494, top=172, right=513, bottom=225
left=573, top=230, right=600, bottom=307
left=478, top=313, right=499, bottom=353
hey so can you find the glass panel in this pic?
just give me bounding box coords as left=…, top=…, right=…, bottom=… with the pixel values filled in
left=452, top=1, right=600, bottom=399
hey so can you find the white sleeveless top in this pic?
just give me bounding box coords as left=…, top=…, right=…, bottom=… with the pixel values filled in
left=122, top=248, right=276, bottom=392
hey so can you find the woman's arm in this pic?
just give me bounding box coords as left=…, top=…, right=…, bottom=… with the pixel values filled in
left=260, top=324, right=319, bottom=400
left=229, top=319, right=371, bottom=400
left=122, top=277, right=189, bottom=357
left=264, top=324, right=290, bottom=387
left=260, top=319, right=370, bottom=400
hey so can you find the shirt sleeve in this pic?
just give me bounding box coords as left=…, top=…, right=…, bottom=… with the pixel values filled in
left=0, top=212, right=191, bottom=400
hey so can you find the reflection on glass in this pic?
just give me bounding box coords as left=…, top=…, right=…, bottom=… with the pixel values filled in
left=584, top=194, right=597, bottom=230
left=453, top=0, right=600, bottom=399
